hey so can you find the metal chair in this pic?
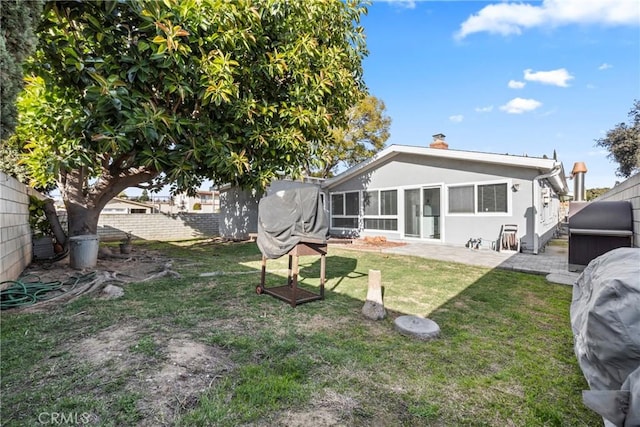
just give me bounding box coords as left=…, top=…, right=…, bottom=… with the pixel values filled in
left=499, top=224, right=520, bottom=252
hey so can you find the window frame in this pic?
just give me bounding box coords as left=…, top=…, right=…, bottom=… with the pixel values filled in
left=447, top=180, right=511, bottom=216
left=477, top=182, right=508, bottom=213
left=362, top=188, right=398, bottom=231
left=330, top=191, right=360, bottom=229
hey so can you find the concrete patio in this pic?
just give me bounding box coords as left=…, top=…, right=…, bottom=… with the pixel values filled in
left=378, top=237, right=580, bottom=286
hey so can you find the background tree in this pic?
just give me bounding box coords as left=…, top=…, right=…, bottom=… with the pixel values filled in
left=595, top=100, right=640, bottom=178
left=586, top=187, right=610, bottom=201
left=0, top=0, right=44, bottom=179
left=138, top=189, right=150, bottom=202
left=312, top=94, right=390, bottom=178
left=0, top=0, right=43, bottom=140
left=12, top=0, right=367, bottom=237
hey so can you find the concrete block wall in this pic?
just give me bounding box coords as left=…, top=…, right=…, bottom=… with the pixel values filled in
left=596, top=173, right=640, bottom=247
left=0, top=172, right=32, bottom=283
left=98, top=212, right=219, bottom=242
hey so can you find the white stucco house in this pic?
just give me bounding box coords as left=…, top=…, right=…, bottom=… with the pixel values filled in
left=322, top=134, right=569, bottom=254
left=219, top=134, right=570, bottom=253
left=103, top=197, right=156, bottom=214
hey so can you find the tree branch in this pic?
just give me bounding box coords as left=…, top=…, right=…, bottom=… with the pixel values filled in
left=92, top=166, right=160, bottom=210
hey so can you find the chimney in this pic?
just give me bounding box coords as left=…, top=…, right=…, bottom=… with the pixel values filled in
left=430, top=133, right=448, bottom=149
left=571, top=161, right=587, bottom=201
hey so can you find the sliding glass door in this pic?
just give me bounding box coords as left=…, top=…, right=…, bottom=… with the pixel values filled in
left=404, top=189, right=421, bottom=238
left=422, top=187, right=440, bottom=239
left=404, top=186, right=441, bottom=239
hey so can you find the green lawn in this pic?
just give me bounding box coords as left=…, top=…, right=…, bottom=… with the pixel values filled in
left=1, top=240, right=599, bottom=426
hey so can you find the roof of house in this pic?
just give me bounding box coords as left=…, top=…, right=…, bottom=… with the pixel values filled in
left=322, top=144, right=569, bottom=195
left=106, top=197, right=155, bottom=208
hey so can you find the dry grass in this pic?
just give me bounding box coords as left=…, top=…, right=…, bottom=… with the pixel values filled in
left=1, top=240, right=599, bottom=426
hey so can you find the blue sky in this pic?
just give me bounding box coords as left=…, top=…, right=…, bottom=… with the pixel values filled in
left=361, top=0, right=640, bottom=189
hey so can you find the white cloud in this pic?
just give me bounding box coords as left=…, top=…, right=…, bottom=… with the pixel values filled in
left=455, top=0, right=639, bottom=39
left=499, top=98, right=543, bottom=114
left=508, top=80, right=526, bottom=89
left=449, top=114, right=464, bottom=123
left=475, top=105, right=494, bottom=113
left=598, top=63, right=613, bottom=70
left=524, top=68, right=574, bottom=87
left=587, top=83, right=597, bottom=89
left=384, top=0, right=416, bottom=9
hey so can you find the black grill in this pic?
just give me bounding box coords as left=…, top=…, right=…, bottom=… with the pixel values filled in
left=568, top=201, right=633, bottom=271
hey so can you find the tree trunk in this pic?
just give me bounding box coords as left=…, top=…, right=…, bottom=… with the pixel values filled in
left=59, top=164, right=159, bottom=238
left=42, top=199, right=68, bottom=247
left=65, top=202, right=102, bottom=237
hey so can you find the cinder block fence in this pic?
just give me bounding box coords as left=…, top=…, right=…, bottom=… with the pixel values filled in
left=595, top=173, right=640, bottom=247
left=98, top=212, right=219, bottom=242
left=0, top=172, right=32, bottom=283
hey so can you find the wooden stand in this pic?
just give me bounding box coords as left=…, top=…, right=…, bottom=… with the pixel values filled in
left=257, top=241, right=326, bottom=308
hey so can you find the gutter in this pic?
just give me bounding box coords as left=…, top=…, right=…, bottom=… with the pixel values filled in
left=531, top=165, right=567, bottom=254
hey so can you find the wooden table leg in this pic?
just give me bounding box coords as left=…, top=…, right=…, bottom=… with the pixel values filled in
left=257, top=256, right=267, bottom=294
left=287, top=255, right=293, bottom=287
left=320, top=254, right=326, bottom=299
left=291, top=254, right=299, bottom=308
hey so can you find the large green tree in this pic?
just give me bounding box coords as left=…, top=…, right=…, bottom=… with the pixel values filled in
left=312, top=94, right=390, bottom=178
left=0, top=0, right=44, bottom=180
left=0, top=0, right=43, bottom=140
left=11, top=0, right=367, bottom=237
left=595, top=100, right=640, bottom=178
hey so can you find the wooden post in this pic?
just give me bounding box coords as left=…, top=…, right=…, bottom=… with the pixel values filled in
left=362, top=269, right=386, bottom=320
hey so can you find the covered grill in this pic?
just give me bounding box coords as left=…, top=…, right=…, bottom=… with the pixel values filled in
left=568, top=201, right=633, bottom=271
left=256, top=186, right=328, bottom=307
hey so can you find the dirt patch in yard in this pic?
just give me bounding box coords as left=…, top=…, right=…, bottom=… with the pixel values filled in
left=330, top=236, right=406, bottom=252
left=273, top=389, right=358, bottom=427
left=74, top=325, right=234, bottom=426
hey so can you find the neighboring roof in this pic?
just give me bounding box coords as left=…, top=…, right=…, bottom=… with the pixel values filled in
left=323, top=144, right=569, bottom=195
left=106, top=197, right=155, bottom=208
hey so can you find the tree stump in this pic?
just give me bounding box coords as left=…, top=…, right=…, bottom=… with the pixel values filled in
left=362, top=269, right=386, bottom=320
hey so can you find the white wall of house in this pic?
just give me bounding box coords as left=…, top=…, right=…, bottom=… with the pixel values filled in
left=103, top=199, right=153, bottom=214
left=152, top=191, right=219, bottom=214
left=324, top=153, right=563, bottom=253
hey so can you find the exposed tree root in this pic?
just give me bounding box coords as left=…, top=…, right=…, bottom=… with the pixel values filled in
left=16, top=251, right=181, bottom=312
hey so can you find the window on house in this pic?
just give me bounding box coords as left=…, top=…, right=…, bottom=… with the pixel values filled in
left=448, top=185, right=474, bottom=213
left=331, top=191, right=360, bottom=228
left=364, top=191, right=378, bottom=216
left=331, top=194, right=344, bottom=215
left=345, top=192, right=359, bottom=215
left=363, top=189, right=398, bottom=231
left=477, top=183, right=507, bottom=213
left=130, top=208, right=147, bottom=214
left=380, top=190, right=397, bottom=215
left=448, top=183, right=508, bottom=214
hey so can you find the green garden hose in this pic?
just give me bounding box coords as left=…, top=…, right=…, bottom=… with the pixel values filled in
left=0, top=271, right=96, bottom=310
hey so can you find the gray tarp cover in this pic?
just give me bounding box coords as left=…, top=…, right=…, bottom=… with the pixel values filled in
left=571, top=247, right=640, bottom=427
left=256, top=186, right=328, bottom=259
